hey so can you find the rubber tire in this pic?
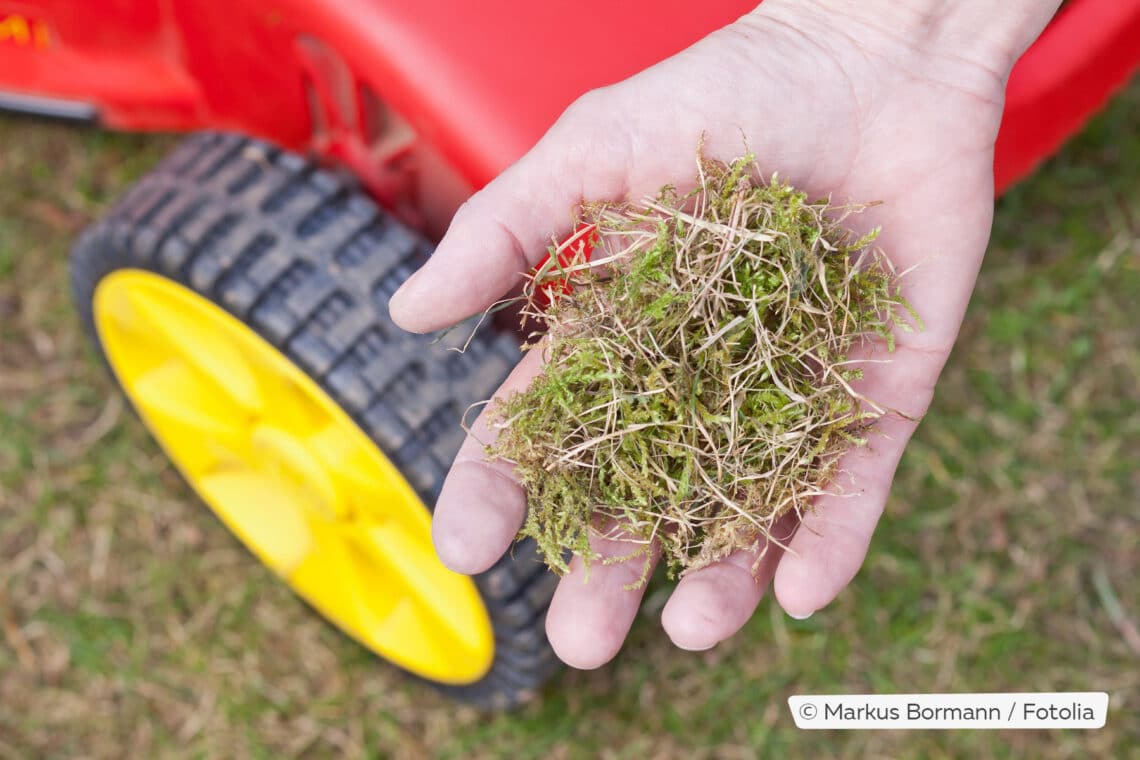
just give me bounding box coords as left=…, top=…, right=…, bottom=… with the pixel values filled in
left=69, top=132, right=560, bottom=710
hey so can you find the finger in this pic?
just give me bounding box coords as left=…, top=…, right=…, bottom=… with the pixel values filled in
left=660, top=513, right=795, bottom=651
left=388, top=99, right=630, bottom=334
left=545, top=527, right=660, bottom=670
left=772, top=341, right=943, bottom=618
left=431, top=347, right=545, bottom=574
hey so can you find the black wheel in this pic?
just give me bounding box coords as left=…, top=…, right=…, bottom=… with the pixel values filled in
left=69, top=131, right=560, bottom=709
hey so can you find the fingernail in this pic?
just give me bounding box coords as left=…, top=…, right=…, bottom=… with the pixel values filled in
left=388, top=268, right=427, bottom=327
left=787, top=610, right=814, bottom=620
left=675, top=640, right=717, bottom=652
left=390, top=265, right=424, bottom=306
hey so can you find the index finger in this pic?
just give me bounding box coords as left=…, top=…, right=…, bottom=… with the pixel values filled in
left=388, top=136, right=584, bottom=334
left=431, top=347, right=545, bottom=574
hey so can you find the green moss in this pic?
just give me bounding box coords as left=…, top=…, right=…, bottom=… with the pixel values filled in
left=489, top=156, right=916, bottom=581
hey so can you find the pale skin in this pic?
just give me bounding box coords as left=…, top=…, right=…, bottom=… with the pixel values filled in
left=389, top=0, right=1062, bottom=667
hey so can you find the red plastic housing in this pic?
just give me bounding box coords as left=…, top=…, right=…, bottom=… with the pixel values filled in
left=1, top=0, right=1138, bottom=232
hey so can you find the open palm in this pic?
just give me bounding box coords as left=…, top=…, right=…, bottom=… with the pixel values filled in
left=389, top=1, right=1057, bottom=666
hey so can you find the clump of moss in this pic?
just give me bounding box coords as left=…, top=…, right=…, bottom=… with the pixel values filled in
left=486, top=155, right=918, bottom=582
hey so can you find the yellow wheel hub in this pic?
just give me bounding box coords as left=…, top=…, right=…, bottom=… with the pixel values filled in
left=93, top=269, right=494, bottom=684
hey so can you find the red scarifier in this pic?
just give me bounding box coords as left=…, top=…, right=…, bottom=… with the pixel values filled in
left=2, top=0, right=1139, bottom=232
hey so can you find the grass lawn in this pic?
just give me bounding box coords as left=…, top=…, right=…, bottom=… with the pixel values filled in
left=1, top=80, right=1137, bottom=758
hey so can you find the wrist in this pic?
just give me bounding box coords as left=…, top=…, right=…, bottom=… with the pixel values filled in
left=748, top=0, right=1062, bottom=78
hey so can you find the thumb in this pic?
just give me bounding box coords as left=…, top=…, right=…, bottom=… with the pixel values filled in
left=388, top=97, right=616, bottom=333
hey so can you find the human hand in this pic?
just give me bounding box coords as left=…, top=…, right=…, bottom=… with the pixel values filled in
left=389, top=0, right=1061, bottom=667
